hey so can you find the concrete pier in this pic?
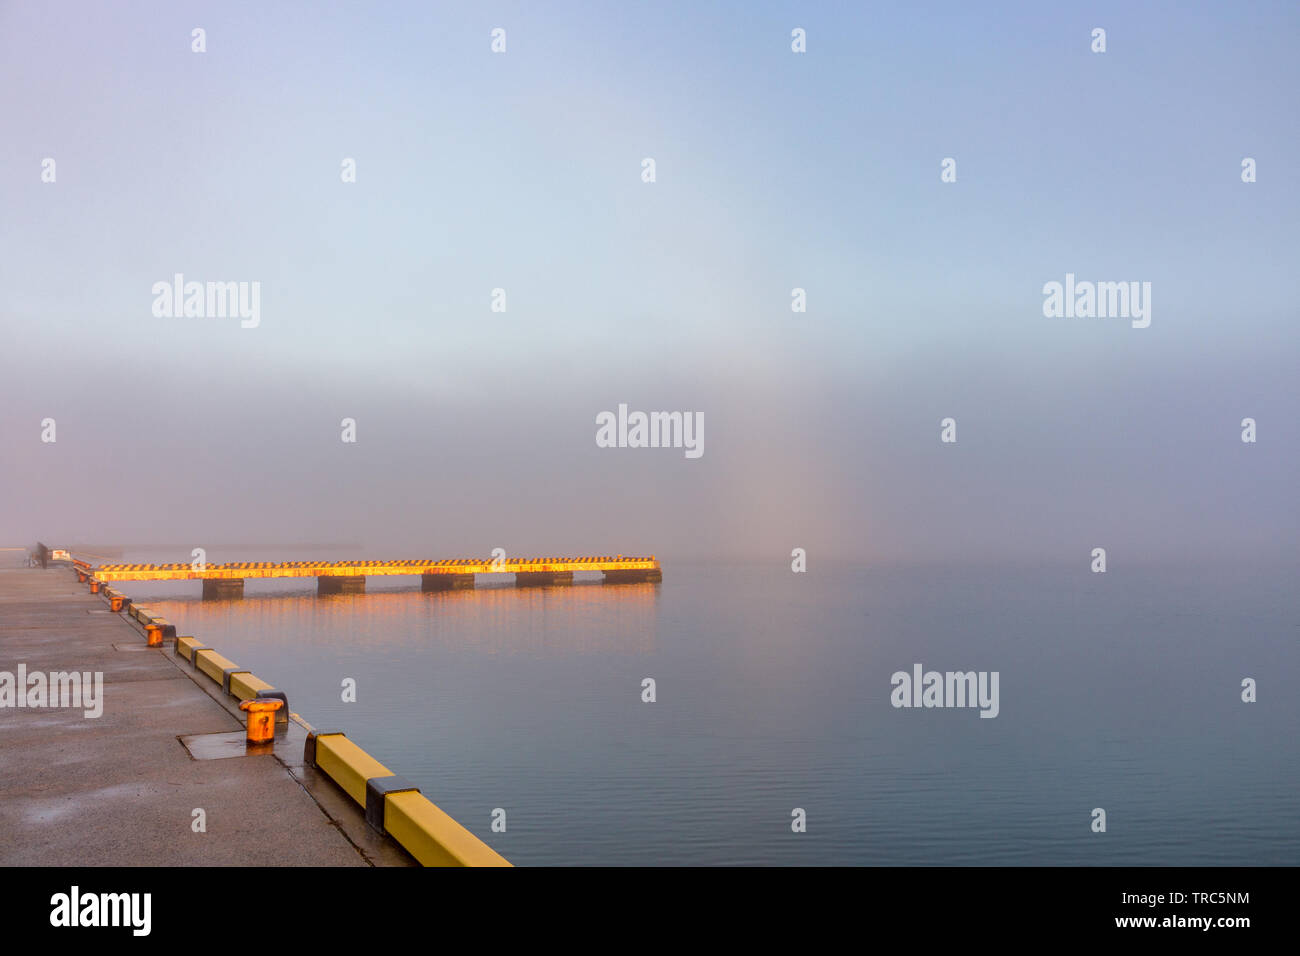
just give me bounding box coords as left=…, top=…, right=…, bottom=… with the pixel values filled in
left=318, top=575, right=366, bottom=595
left=602, top=568, right=663, bottom=584
left=202, top=578, right=245, bottom=600
left=514, top=571, right=574, bottom=587
left=422, top=573, right=475, bottom=591
left=0, top=566, right=412, bottom=865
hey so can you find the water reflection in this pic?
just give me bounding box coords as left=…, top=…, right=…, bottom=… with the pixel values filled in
left=134, top=577, right=659, bottom=657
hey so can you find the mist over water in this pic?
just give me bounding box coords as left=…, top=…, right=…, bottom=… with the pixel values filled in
left=3, top=2, right=1298, bottom=569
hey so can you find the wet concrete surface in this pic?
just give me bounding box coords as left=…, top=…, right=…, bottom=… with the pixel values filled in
left=0, top=567, right=414, bottom=866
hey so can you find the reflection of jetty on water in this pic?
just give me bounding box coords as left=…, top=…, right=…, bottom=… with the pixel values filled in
left=137, top=584, right=662, bottom=656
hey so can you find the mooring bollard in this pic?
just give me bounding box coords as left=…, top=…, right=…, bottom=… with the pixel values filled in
left=239, top=698, right=283, bottom=744
left=89, top=580, right=100, bottom=594
left=144, top=622, right=164, bottom=646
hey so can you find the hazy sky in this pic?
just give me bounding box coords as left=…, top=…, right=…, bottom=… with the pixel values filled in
left=2, top=1, right=1297, bottom=564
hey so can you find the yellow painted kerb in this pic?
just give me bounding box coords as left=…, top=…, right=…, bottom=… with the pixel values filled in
left=193, top=648, right=238, bottom=685
left=314, top=735, right=392, bottom=806
left=228, top=672, right=274, bottom=700
left=384, top=790, right=511, bottom=867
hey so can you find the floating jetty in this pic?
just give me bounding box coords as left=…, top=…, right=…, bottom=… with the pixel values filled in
left=84, top=555, right=663, bottom=598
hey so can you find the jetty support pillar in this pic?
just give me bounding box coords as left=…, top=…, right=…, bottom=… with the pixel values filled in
left=422, top=573, right=475, bottom=591
left=318, top=575, right=366, bottom=595
left=602, top=568, right=662, bottom=584
left=515, top=571, right=574, bottom=587
left=202, top=578, right=245, bottom=600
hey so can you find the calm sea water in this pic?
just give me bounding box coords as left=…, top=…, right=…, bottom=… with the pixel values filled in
left=119, top=555, right=1299, bottom=866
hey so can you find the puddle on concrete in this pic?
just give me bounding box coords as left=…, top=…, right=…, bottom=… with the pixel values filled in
left=179, top=731, right=284, bottom=760
left=112, top=643, right=165, bottom=652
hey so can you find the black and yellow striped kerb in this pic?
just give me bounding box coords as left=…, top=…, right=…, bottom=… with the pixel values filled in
left=91, top=555, right=660, bottom=581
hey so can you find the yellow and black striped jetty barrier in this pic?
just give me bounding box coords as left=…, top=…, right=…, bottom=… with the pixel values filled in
left=72, top=561, right=514, bottom=866
left=88, top=555, right=662, bottom=599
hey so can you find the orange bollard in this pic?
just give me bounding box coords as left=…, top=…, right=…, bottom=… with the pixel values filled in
left=145, top=623, right=164, bottom=647
left=239, top=698, right=283, bottom=744
left=76, top=570, right=87, bottom=583
left=89, top=581, right=100, bottom=594
left=109, top=595, right=124, bottom=611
